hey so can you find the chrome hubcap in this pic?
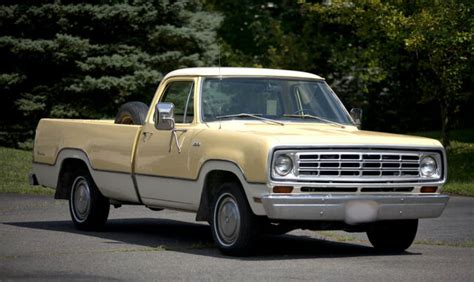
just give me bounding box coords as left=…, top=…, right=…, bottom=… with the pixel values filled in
left=216, top=193, right=240, bottom=245
left=72, top=177, right=91, bottom=222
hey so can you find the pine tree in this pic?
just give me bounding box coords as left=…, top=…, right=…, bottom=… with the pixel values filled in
left=0, top=0, right=222, bottom=148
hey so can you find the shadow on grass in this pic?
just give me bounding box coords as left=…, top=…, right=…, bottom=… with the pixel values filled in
left=5, top=218, right=420, bottom=260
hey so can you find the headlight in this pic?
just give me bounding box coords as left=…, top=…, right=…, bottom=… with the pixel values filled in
left=420, top=156, right=437, bottom=177
left=274, top=155, right=293, bottom=176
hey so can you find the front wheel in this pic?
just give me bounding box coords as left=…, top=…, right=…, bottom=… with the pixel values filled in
left=211, top=182, right=260, bottom=256
left=69, top=168, right=110, bottom=230
left=367, top=219, right=418, bottom=253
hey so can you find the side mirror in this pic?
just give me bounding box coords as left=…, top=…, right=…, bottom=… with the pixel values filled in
left=154, top=102, right=175, bottom=130
left=350, top=108, right=363, bottom=129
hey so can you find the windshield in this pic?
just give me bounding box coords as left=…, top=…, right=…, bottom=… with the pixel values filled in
left=201, top=77, right=353, bottom=125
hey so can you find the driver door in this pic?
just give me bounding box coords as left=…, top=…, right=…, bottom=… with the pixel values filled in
left=134, top=78, right=200, bottom=210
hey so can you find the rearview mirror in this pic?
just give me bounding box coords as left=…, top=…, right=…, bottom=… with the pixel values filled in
left=154, top=102, right=175, bottom=130
left=350, top=108, right=363, bottom=129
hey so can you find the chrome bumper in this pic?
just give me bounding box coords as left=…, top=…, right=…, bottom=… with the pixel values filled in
left=261, top=194, right=449, bottom=224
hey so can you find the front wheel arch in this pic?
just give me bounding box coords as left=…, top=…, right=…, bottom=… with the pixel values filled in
left=196, top=169, right=248, bottom=222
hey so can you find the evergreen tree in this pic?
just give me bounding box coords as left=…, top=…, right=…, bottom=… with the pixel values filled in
left=0, top=0, right=222, bottom=148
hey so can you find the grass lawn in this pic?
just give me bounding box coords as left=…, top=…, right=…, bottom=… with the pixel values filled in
left=0, top=128, right=472, bottom=196
left=412, top=129, right=474, bottom=197
left=0, top=147, right=53, bottom=195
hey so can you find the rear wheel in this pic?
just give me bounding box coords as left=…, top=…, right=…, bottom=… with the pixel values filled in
left=69, top=168, right=110, bottom=230
left=211, top=182, right=260, bottom=256
left=367, top=219, right=418, bottom=253
left=114, top=101, right=149, bottom=125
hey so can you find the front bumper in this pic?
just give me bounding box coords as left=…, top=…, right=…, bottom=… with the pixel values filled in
left=261, top=194, right=449, bottom=224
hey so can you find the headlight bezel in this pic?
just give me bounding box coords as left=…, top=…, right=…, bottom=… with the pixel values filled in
left=274, top=154, right=294, bottom=176
left=271, top=152, right=296, bottom=176
left=419, top=154, right=442, bottom=179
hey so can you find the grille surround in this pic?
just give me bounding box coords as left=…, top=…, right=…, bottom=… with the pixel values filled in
left=271, top=149, right=443, bottom=183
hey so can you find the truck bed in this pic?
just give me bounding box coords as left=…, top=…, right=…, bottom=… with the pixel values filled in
left=33, top=118, right=142, bottom=202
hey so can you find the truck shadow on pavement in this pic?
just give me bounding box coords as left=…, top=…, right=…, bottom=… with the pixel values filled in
left=6, top=218, right=420, bottom=260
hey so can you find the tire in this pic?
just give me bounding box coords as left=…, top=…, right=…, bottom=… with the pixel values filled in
left=211, top=182, right=260, bottom=256
left=367, top=219, right=418, bottom=253
left=114, top=101, right=149, bottom=125
left=69, top=168, right=110, bottom=230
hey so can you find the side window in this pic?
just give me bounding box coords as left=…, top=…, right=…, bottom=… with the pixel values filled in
left=161, top=81, right=194, bottom=123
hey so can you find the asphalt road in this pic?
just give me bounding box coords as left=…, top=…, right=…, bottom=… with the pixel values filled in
left=1, top=193, right=473, bottom=281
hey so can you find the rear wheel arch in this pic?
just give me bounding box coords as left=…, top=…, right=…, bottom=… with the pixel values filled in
left=54, top=149, right=96, bottom=200
left=56, top=158, right=90, bottom=199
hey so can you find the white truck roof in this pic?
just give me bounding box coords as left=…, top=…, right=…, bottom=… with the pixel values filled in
left=164, top=67, right=324, bottom=80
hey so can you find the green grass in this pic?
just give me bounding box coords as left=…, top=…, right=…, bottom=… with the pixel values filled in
left=0, top=147, right=53, bottom=195
left=0, top=128, right=473, bottom=196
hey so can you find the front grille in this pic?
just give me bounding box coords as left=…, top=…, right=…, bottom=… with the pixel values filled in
left=296, top=150, right=422, bottom=181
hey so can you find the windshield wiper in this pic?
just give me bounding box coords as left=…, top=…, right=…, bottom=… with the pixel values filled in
left=216, top=113, right=284, bottom=126
left=283, top=114, right=346, bottom=128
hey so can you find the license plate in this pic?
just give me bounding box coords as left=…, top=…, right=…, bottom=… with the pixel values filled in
left=345, top=200, right=379, bottom=224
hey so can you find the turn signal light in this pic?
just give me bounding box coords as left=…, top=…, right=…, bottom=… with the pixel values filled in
left=273, top=186, right=293, bottom=193
left=421, top=186, right=437, bottom=193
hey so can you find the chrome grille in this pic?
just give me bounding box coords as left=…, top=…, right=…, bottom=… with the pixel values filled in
left=296, top=151, right=421, bottom=181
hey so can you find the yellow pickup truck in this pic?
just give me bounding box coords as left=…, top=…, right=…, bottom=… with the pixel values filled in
left=30, top=67, right=448, bottom=256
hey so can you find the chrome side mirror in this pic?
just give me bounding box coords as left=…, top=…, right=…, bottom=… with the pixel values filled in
left=154, top=102, right=175, bottom=130
left=350, top=108, right=363, bottom=128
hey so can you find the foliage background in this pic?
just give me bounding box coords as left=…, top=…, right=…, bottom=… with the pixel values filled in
left=0, top=0, right=473, bottom=148
left=0, top=0, right=221, bottom=148
left=208, top=0, right=473, bottom=146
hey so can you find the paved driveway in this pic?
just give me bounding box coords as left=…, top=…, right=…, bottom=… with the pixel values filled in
left=1, top=194, right=473, bottom=281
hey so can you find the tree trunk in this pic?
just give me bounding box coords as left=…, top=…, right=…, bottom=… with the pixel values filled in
left=440, top=100, right=450, bottom=148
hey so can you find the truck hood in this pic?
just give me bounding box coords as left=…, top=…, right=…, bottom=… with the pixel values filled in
left=214, top=121, right=442, bottom=148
